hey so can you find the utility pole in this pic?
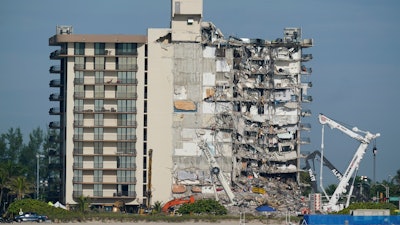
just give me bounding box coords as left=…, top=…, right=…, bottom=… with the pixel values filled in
left=36, top=153, right=45, bottom=199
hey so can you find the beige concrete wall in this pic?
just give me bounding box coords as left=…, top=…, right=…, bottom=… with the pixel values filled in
left=65, top=52, right=76, bottom=205
left=146, top=28, right=174, bottom=204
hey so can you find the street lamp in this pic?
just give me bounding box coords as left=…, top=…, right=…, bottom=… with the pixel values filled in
left=36, top=153, right=45, bottom=199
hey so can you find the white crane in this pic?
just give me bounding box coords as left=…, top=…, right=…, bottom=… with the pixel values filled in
left=318, top=114, right=380, bottom=212
left=198, top=139, right=236, bottom=205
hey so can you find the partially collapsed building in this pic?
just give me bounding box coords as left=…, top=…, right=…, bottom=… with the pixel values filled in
left=48, top=0, right=313, bottom=212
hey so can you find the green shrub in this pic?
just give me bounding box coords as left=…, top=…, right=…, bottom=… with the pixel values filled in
left=177, top=199, right=227, bottom=215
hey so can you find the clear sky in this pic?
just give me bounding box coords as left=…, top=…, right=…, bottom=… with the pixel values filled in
left=1, top=0, right=399, bottom=186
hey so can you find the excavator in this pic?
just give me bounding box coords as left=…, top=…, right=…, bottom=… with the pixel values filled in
left=161, top=195, right=195, bottom=213
left=303, top=150, right=344, bottom=193
left=318, top=113, right=380, bottom=212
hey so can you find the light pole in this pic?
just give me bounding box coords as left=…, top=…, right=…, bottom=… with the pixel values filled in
left=36, top=153, right=45, bottom=199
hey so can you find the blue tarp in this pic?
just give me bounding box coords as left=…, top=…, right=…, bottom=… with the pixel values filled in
left=303, top=215, right=400, bottom=225
left=255, top=205, right=276, bottom=212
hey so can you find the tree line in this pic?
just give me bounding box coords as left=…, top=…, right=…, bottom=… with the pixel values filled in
left=0, top=127, right=59, bottom=214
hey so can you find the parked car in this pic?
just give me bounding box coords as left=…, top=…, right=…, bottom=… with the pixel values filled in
left=14, top=212, right=48, bottom=223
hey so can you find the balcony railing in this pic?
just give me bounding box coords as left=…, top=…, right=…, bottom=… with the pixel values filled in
left=301, top=109, right=312, bottom=117
left=300, top=123, right=312, bottom=131
left=49, top=79, right=62, bottom=87
left=49, top=65, right=61, bottom=73
left=49, top=49, right=67, bottom=59
left=301, top=54, right=313, bottom=62
left=49, top=107, right=61, bottom=115
left=49, top=93, right=63, bottom=101
left=49, top=121, right=61, bottom=128
left=301, top=65, right=312, bottom=75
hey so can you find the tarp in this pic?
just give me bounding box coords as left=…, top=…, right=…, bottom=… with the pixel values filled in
left=54, top=201, right=67, bottom=210
left=256, top=205, right=276, bottom=212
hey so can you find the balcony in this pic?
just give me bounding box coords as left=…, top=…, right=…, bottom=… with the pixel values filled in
left=300, top=137, right=311, bottom=145
left=300, top=65, right=312, bottom=75
left=301, top=54, right=313, bottom=62
left=301, top=109, right=312, bottom=117
left=49, top=65, right=61, bottom=73
left=49, top=107, right=62, bottom=115
left=300, top=123, right=312, bottom=131
left=49, top=121, right=60, bottom=128
left=49, top=79, right=62, bottom=87
left=49, top=49, right=67, bottom=60
left=301, top=95, right=313, bottom=103
left=49, top=135, right=61, bottom=143
left=49, top=93, right=63, bottom=101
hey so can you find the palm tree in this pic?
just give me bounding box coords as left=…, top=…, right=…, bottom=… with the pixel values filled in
left=7, top=176, right=34, bottom=200
left=76, top=195, right=90, bottom=213
left=0, top=168, right=8, bottom=208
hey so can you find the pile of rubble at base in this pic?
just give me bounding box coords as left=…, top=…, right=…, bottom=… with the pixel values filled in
left=225, top=177, right=308, bottom=217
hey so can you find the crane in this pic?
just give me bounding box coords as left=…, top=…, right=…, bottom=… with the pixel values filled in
left=198, top=139, right=236, bottom=205
left=318, top=114, right=380, bottom=212
left=303, top=150, right=344, bottom=193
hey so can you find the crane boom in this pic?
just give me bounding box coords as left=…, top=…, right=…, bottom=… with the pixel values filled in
left=199, top=140, right=236, bottom=205
left=318, top=114, right=380, bottom=212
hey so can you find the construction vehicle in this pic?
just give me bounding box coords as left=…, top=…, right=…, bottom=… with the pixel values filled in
left=318, top=113, right=380, bottom=212
left=303, top=150, right=344, bottom=193
left=198, top=139, right=236, bottom=205
left=161, top=195, right=195, bottom=213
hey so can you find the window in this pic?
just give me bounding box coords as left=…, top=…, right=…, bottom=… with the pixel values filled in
left=118, top=114, right=135, bottom=126
left=74, top=43, right=85, bottom=55
left=117, top=170, right=135, bottom=182
left=74, top=142, right=83, bottom=154
left=95, top=72, right=104, bottom=84
left=95, top=114, right=103, bottom=126
left=117, top=57, right=137, bottom=70
left=74, top=99, right=83, bottom=112
left=95, top=57, right=105, bottom=70
left=74, top=85, right=84, bottom=98
left=94, top=85, right=104, bottom=98
left=94, top=128, right=103, bottom=140
left=74, top=113, right=83, bottom=126
left=73, top=184, right=82, bottom=197
left=74, top=71, right=84, bottom=84
left=116, top=43, right=137, bottom=55
left=94, top=142, right=103, bottom=154
left=94, top=184, right=102, bottom=197
left=73, top=170, right=82, bottom=182
left=94, top=170, right=103, bottom=182
left=117, top=128, right=135, bottom=140
left=74, top=128, right=83, bottom=140
left=118, top=71, right=136, bottom=84
left=117, top=142, right=135, bottom=154
left=117, top=100, right=135, bottom=112
left=74, top=57, right=85, bottom=70
left=95, top=100, right=104, bottom=112
left=94, top=156, right=103, bottom=168
left=74, top=156, right=83, bottom=168
left=94, top=43, right=105, bottom=55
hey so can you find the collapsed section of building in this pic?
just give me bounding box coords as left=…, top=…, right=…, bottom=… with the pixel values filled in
left=165, top=0, right=314, bottom=212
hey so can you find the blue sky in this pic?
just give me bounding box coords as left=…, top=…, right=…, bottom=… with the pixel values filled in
left=1, top=0, right=399, bottom=186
